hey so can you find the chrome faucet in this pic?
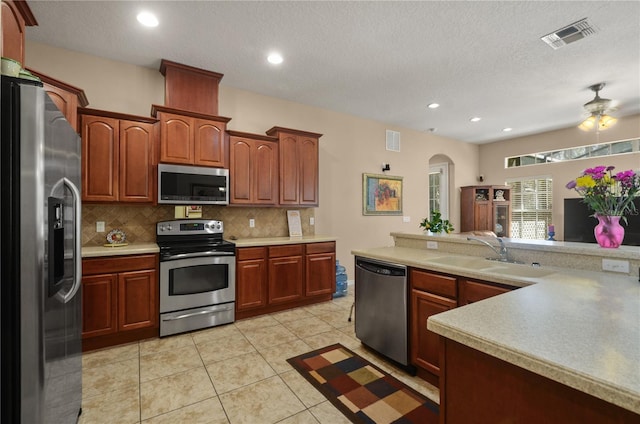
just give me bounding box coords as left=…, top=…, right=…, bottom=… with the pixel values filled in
left=467, top=236, right=509, bottom=262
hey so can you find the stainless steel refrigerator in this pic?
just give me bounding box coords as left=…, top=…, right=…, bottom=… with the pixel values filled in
left=1, top=76, right=83, bottom=423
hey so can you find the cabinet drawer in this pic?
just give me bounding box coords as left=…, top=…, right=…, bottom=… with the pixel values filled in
left=269, top=244, right=304, bottom=258
left=236, top=247, right=267, bottom=261
left=410, top=268, right=457, bottom=299
left=83, top=254, right=158, bottom=275
left=305, top=241, right=335, bottom=254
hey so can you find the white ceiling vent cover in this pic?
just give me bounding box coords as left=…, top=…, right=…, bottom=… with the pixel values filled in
left=386, top=130, right=400, bottom=152
left=541, top=18, right=598, bottom=50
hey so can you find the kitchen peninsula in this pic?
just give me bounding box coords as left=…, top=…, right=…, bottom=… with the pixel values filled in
left=352, top=233, right=640, bottom=422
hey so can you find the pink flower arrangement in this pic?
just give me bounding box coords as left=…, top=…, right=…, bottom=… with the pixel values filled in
left=566, top=166, right=639, bottom=218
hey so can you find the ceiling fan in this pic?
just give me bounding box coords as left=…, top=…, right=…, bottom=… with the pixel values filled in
left=578, top=83, right=618, bottom=131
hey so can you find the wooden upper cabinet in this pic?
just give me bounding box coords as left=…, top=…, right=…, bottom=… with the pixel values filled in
left=82, top=115, right=119, bottom=202
left=1, top=0, right=37, bottom=64
left=26, top=69, right=89, bottom=130
left=193, top=118, right=225, bottom=166
left=160, top=59, right=223, bottom=115
left=266, top=127, right=322, bottom=206
left=119, top=120, right=156, bottom=202
left=152, top=105, right=230, bottom=168
left=228, top=130, right=278, bottom=205
left=80, top=109, right=157, bottom=203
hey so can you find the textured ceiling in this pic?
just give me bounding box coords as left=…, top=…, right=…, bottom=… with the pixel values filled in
left=25, top=1, right=640, bottom=144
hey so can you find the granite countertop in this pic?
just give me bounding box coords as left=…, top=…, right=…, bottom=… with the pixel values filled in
left=352, top=246, right=640, bottom=415
left=82, top=243, right=160, bottom=258
left=232, top=235, right=337, bottom=248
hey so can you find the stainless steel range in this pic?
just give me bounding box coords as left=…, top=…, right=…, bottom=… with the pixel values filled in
left=156, top=219, right=236, bottom=337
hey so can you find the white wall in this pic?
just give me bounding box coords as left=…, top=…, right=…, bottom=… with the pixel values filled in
left=478, top=116, right=640, bottom=240
left=26, top=41, right=480, bottom=278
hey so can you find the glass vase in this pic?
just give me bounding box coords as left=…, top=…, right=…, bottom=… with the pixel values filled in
left=594, top=215, right=625, bottom=248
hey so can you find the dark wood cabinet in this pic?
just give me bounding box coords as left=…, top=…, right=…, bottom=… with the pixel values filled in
left=26, top=69, right=89, bottom=130
left=159, top=59, right=223, bottom=116
left=82, top=254, right=159, bottom=351
left=268, top=245, right=304, bottom=304
left=236, top=242, right=336, bottom=320
left=228, top=130, right=279, bottom=205
left=458, top=278, right=512, bottom=305
left=1, top=0, right=36, bottom=65
left=305, top=242, right=336, bottom=296
left=266, top=127, right=322, bottom=206
left=236, top=247, right=268, bottom=311
left=410, top=269, right=457, bottom=382
left=80, top=109, right=156, bottom=203
left=461, top=185, right=511, bottom=237
left=152, top=105, right=231, bottom=168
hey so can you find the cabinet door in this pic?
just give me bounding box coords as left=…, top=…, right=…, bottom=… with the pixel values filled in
left=305, top=252, right=335, bottom=296
left=82, top=115, right=119, bottom=202
left=299, top=136, right=319, bottom=205
left=119, top=120, right=155, bottom=202
left=254, top=141, right=278, bottom=204
left=268, top=255, right=303, bottom=304
left=229, top=138, right=252, bottom=204
left=82, top=273, right=118, bottom=338
left=279, top=134, right=300, bottom=205
left=1, top=1, right=26, bottom=64
left=236, top=258, right=268, bottom=311
left=118, top=269, right=158, bottom=332
left=43, top=82, right=79, bottom=129
left=159, top=112, right=193, bottom=164
left=458, top=279, right=512, bottom=305
left=194, top=118, right=226, bottom=167
left=411, top=289, right=457, bottom=375
left=474, top=202, right=492, bottom=231
left=494, top=203, right=510, bottom=237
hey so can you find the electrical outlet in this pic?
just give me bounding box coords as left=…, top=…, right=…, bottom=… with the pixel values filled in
left=427, top=241, right=438, bottom=249
left=402, top=216, right=410, bottom=223
left=310, top=217, right=315, bottom=225
left=96, top=221, right=105, bottom=232
left=602, top=259, right=629, bottom=273
left=249, top=219, right=255, bottom=228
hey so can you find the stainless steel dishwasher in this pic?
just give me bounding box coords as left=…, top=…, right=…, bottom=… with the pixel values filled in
left=355, top=256, right=408, bottom=366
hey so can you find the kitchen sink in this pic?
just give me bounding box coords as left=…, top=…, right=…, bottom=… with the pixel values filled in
left=426, top=256, right=496, bottom=269
left=486, top=264, right=555, bottom=279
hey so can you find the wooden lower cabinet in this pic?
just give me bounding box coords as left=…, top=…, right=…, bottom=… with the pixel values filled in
left=82, top=254, right=159, bottom=351
left=440, top=339, right=639, bottom=423
left=236, top=242, right=336, bottom=320
left=409, top=267, right=516, bottom=385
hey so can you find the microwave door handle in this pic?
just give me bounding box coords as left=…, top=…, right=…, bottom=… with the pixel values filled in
left=164, top=251, right=235, bottom=260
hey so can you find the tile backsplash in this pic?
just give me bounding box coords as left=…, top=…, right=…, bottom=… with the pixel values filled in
left=82, top=205, right=315, bottom=246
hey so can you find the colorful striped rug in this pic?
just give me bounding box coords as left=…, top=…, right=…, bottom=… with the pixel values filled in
left=287, top=344, right=439, bottom=424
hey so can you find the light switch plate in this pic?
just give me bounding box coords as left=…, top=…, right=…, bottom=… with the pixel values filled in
left=96, top=221, right=105, bottom=232
left=249, top=219, right=255, bottom=228
left=402, top=216, right=410, bottom=223
left=427, top=241, right=438, bottom=249
left=310, top=217, right=315, bottom=225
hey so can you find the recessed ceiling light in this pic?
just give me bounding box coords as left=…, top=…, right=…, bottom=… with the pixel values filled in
left=267, top=53, right=283, bottom=65
left=502, top=127, right=513, bottom=132
left=470, top=117, right=481, bottom=122
left=427, top=103, right=440, bottom=109
left=137, top=11, right=158, bottom=27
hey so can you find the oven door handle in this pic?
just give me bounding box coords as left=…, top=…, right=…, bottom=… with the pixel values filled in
left=162, top=306, right=233, bottom=321
left=163, top=251, right=235, bottom=260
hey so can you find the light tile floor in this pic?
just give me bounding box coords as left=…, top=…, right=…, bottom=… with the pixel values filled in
left=79, top=289, right=439, bottom=424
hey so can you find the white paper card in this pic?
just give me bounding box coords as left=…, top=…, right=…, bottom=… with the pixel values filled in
left=287, top=210, right=303, bottom=237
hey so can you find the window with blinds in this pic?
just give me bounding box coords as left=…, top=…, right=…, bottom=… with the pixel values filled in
left=507, top=177, right=553, bottom=239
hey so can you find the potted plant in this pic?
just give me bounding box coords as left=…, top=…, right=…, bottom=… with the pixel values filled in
left=419, top=210, right=454, bottom=234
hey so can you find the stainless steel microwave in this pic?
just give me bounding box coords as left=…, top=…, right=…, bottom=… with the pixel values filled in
left=158, top=164, right=229, bottom=205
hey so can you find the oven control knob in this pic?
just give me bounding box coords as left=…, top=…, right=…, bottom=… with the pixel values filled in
left=158, top=225, right=164, bottom=232
left=167, top=225, right=173, bottom=231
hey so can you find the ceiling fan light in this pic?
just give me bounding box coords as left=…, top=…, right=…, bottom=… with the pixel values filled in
left=578, top=115, right=597, bottom=131
left=598, top=114, right=617, bottom=130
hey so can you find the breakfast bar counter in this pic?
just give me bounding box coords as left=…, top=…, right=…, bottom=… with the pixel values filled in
left=352, top=243, right=640, bottom=418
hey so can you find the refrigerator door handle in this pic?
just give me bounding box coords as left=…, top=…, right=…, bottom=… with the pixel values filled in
left=52, top=177, right=82, bottom=303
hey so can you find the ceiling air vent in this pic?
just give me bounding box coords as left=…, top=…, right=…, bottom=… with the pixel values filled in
left=386, top=130, right=400, bottom=152
left=541, top=18, right=598, bottom=50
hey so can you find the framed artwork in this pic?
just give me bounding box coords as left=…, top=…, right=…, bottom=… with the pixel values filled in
left=363, top=173, right=403, bottom=215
